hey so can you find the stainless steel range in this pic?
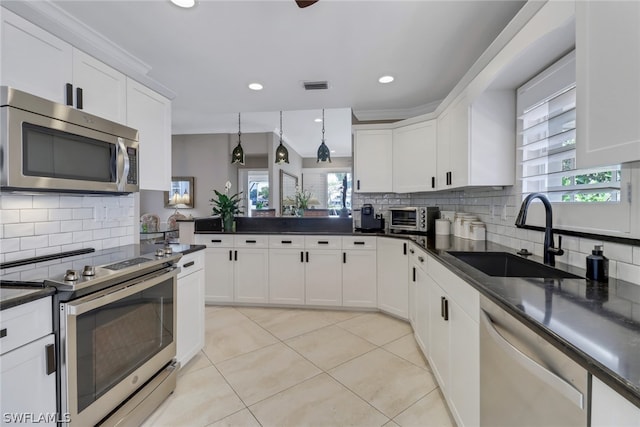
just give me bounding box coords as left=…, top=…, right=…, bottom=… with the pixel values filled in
left=2, top=246, right=182, bottom=427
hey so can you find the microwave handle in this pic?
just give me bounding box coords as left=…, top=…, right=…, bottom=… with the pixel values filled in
left=117, top=137, right=130, bottom=192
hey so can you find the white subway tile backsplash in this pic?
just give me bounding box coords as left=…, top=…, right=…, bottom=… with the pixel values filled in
left=34, top=221, right=61, bottom=236
left=4, top=223, right=35, bottom=238
left=603, top=242, right=633, bottom=264
left=92, top=228, right=110, bottom=240
left=49, top=232, right=73, bottom=246
left=0, top=210, right=20, bottom=224
left=73, top=208, right=94, bottom=220
left=634, top=247, right=640, bottom=265
left=32, top=196, right=60, bottom=209
left=110, top=227, right=126, bottom=238
left=1, top=238, right=20, bottom=253
left=20, top=209, right=48, bottom=223
left=49, top=209, right=73, bottom=221
left=72, top=230, right=93, bottom=243
left=20, top=266, right=51, bottom=281
left=59, top=196, right=84, bottom=208
left=20, top=235, right=49, bottom=250
left=0, top=195, right=33, bottom=209
left=617, top=262, right=640, bottom=284
left=60, top=220, right=84, bottom=233
left=4, top=249, right=36, bottom=262
left=35, top=246, right=61, bottom=257
left=82, top=219, right=102, bottom=230
left=102, top=237, right=121, bottom=249
left=579, top=238, right=603, bottom=254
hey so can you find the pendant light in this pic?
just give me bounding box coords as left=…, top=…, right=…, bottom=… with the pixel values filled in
left=231, top=112, right=245, bottom=165
left=317, top=108, right=331, bottom=163
left=275, top=110, right=290, bottom=164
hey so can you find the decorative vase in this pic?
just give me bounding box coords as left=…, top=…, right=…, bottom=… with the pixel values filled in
left=297, top=208, right=304, bottom=217
left=222, top=212, right=234, bottom=232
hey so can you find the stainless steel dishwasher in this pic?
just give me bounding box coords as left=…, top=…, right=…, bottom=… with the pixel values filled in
left=480, top=295, right=588, bottom=426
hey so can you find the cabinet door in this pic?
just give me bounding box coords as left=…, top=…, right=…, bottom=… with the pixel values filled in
left=436, top=107, right=452, bottom=191
left=428, top=280, right=449, bottom=392
left=393, top=120, right=437, bottom=193
left=376, top=237, right=409, bottom=319
left=0, top=8, right=72, bottom=104
left=591, top=376, right=640, bottom=427
left=126, top=79, right=172, bottom=191
left=1, top=334, right=56, bottom=426
left=305, top=250, right=342, bottom=306
left=204, top=248, right=234, bottom=303
left=449, top=299, right=480, bottom=427
left=342, top=249, right=377, bottom=308
left=448, top=95, right=470, bottom=189
left=235, top=248, right=269, bottom=303
left=177, top=267, right=205, bottom=367
left=353, top=129, right=393, bottom=192
left=72, top=49, right=126, bottom=123
left=576, top=1, right=640, bottom=167
left=414, top=263, right=432, bottom=354
left=269, top=248, right=305, bottom=305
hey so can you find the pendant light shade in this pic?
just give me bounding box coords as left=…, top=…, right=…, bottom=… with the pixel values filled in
left=275, top=110, right=290, bottom=164
left=317, top=108, right=331, bottom=163
left=231, top=112, right=245, bottom=165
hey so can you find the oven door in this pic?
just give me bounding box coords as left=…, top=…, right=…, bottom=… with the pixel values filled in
left=390, top=208, right=418, bottom=231
left=60, top=267, right=177, bottom=427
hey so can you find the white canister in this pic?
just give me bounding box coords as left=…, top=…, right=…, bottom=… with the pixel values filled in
left=440, top=210, right=456, bottom=223
left=435, top=219, right=451, bottom=235
left=461, top=216, right=478, bottom=239
left=470, top=222, right=486, bottom=241
left=453, top=213, right=466, bottom=237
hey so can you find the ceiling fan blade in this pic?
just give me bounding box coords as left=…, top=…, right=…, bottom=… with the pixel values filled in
left=296, top=0, right=319, bottom=8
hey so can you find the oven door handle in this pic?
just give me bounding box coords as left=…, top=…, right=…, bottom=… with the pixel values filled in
left=116, top=137, right=130, bottom=192
left=65, top=267, right=177, bottom=316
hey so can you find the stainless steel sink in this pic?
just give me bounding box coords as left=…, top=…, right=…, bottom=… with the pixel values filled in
left=448, top=251, right=582, bottom=279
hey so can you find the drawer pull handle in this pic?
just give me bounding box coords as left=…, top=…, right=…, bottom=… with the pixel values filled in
left=300, top=251, right=304, bottom=263
left=229, top=250, right=233, bottom=261
left=282, top=240, right=292, bottom=244
left=183, top=261, right=195, bottom=268
left=0, top=328, right=6, bottom=338
left=343, top=252, right=347, bottom=263
left=246, top=240, right=257, bottom=244
left=354, top=241, right=365, bottom=245
left=211, top=239, right=222, bottom=243
left=46, top=343, right=56, bottom=375
left=318, top=241, right=329, bottom=245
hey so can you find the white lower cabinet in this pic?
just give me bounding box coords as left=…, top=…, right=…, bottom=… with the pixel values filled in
left=409, top=244, right=430, bottom=353
left=591, top=376, right=640, bottom=427
left=268, top=236, right=306, bottom=305
left=0, top=297, right=56, bottom=425
left=425, top=254, right=480, bottom=427
left=305, top=236, right=342, bottom=306
left=377, top=237, right=409, bottom=319
left=196, top=235, right=235, bottom=303
left=176, top=250, right=205, bottom=368
left=342, top=237, right=377, bottom=308
left=234, top=236, right=269, bottom=304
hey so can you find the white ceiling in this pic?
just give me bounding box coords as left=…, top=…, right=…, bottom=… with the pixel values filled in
left=45, top=0, right=525, bottom=157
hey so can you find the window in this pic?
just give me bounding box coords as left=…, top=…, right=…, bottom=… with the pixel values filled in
left=516, top=50, right=631, bottom=235
left=519, top=54, right=621, bottom=203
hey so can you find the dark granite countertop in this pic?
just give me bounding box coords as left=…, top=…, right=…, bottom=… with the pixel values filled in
left=395, top=233, right=640, bottom=409
left=0, top=287, right=55, bottom=310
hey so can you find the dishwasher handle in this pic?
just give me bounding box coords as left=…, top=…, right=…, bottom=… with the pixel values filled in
left=480, top=310, right=584, bottom=409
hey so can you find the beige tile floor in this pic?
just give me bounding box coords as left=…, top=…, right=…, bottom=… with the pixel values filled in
left=144, top=306, right=456, bottom=427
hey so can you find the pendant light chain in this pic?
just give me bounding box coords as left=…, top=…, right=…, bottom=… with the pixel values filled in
left=322, top=108, right=325, bottom=143
left=280, top=110, right=283, bottom=141
left=238, top=112, right=241, bottom=140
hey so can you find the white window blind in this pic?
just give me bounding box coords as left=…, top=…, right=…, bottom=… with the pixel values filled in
left=518, top=52, right=621, bottom=203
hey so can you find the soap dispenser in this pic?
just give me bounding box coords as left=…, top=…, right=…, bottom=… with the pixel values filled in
left=586, top=245, right=608, bottom=282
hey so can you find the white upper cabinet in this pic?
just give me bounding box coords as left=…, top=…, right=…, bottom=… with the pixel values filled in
left=576, top=0, right=640, bottom=167
left=72, top=49, right=127, bottom=123
left=437, top=91, right=515, bottom=190
left=1, top=8, right=72, bottom=104
left=0, top=8, right=126, bottom=122
left=393, top=120, right=437, bottom=193
left=126, top=79, right=172, bottom=191
left=353, top=129, right=393, bottom=193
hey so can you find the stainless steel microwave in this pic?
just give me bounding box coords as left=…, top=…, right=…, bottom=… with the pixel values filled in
left=1, top=86, right=139, bottom=194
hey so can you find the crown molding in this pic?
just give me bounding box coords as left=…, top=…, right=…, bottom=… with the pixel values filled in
left=353, top=98, right=442, bottom=122
left=1, top=1, right=176, bottom=99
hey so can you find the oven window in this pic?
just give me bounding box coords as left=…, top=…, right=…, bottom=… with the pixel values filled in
left=23, top=122, right=116, bottom=182
left=75, top=278, right=174, bottom=412
left=393, top=210, right=417, bottom=226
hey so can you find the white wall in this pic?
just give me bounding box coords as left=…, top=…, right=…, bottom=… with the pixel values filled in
left=0, top=193, right=136, bottom=280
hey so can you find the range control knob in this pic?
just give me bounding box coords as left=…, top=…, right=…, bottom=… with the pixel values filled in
left=164, top=246, right=173, bottom=255
left=155, top=248, right=166, bottom=257
left=64, top=270, right=79, bottom=282
left=82, top=265, right=95, bottom=277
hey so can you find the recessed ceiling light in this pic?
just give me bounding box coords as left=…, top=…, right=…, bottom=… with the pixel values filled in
left=314, top=118, right=323, bottom=123
left=248, top=83, right=263, bottom=91
left=331, top=150, right=336, bottom=153
left=170, top=0, right=196, bottom=8
left=378, top=75, right=395, bottom=84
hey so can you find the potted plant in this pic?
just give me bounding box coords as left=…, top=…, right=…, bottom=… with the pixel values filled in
left=210, top=181, right=242, bottom=232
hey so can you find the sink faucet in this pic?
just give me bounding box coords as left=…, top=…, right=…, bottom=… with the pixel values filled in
left=515, top=193, right=564, bottom=266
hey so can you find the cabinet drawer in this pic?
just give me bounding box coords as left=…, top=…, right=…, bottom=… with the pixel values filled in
left=342, top=236, right=376, bottom=250
left=305, top=236, right=342, bottom=250
left=194, top=234, right=234, bottom=248
left=428, top=255, right=479, bottom=322
left=0, top=297, right=52, bottom=355
left=177, top=250, right=205, bottom=278
left=410, top=244, right=428, bottom=271
left=269, top=235, right=305, bottom=249
left=234, top=235, right=269, bottom=248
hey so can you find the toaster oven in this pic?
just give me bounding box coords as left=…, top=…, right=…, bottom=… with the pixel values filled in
left=389, top=206, right=440, bottom=233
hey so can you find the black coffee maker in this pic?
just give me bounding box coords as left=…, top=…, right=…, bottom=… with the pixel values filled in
left=359, top=204, right=385, bottom=232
